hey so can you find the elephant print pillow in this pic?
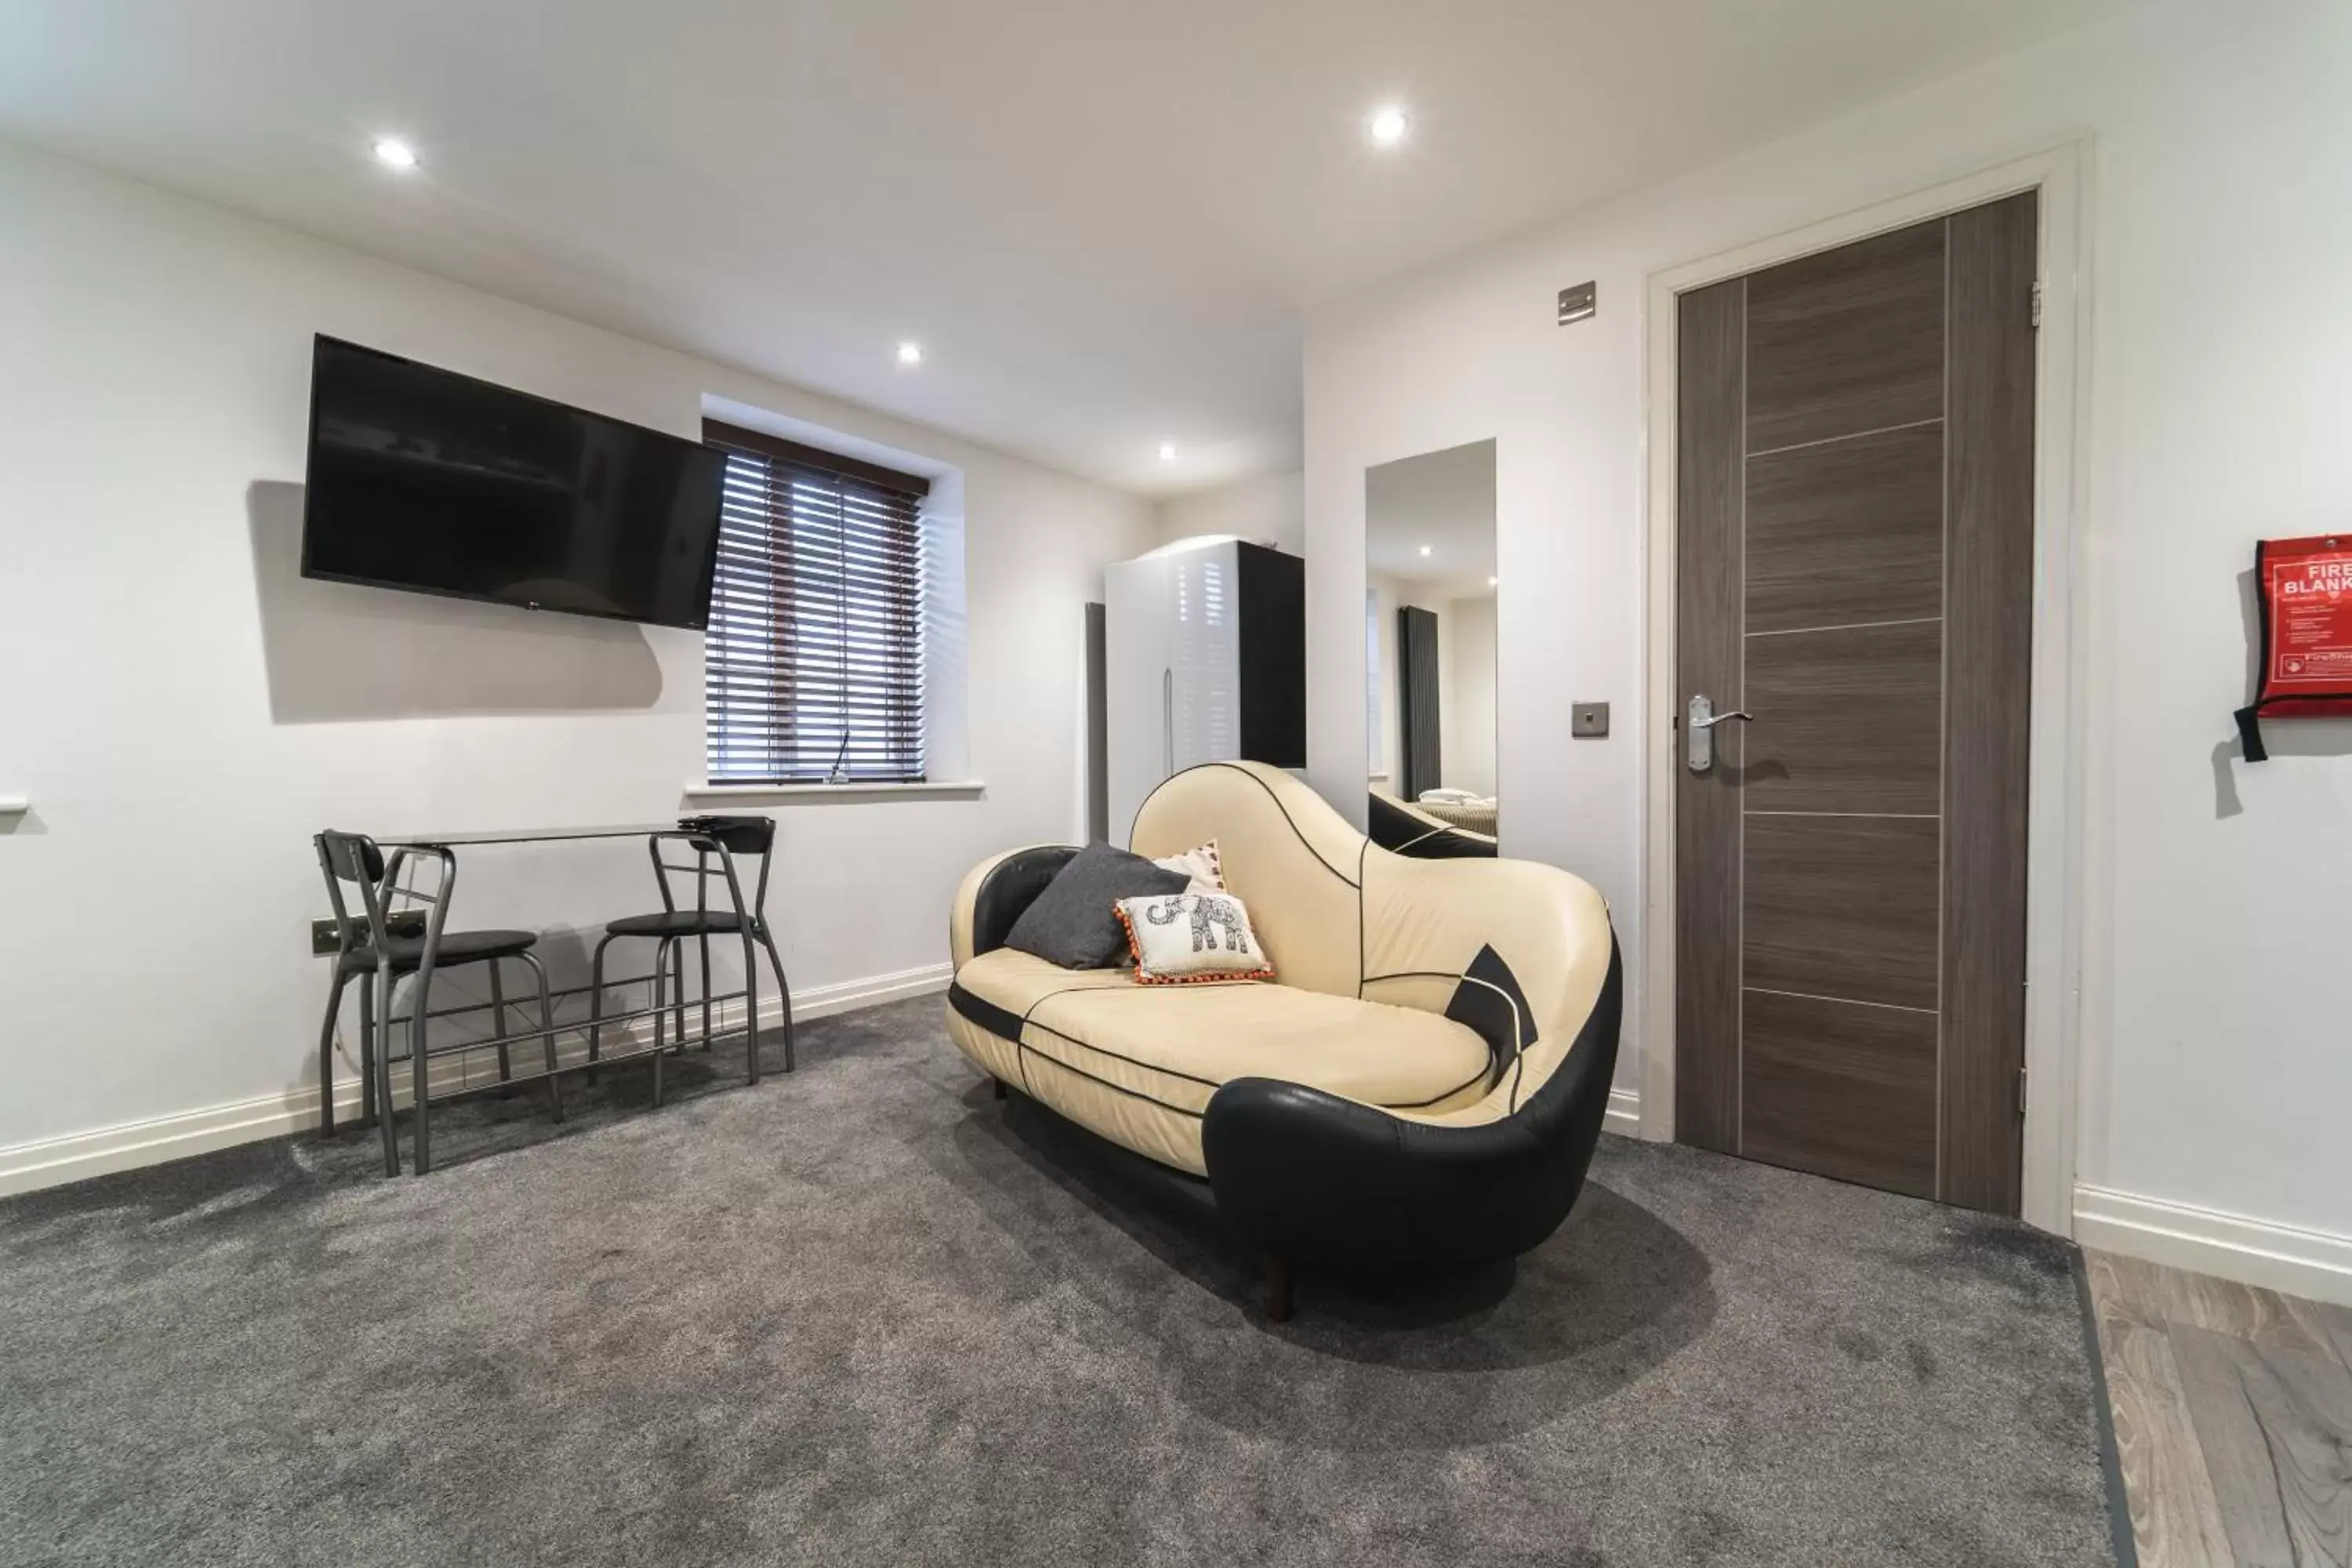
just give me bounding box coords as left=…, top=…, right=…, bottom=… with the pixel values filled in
left=1112, top=891, right=1275, bottom=984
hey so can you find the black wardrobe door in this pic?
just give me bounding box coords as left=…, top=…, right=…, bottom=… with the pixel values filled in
left=1236, top=543, right=1306, bottom=768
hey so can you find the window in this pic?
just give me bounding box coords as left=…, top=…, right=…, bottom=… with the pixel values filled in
left=702, top=420, right=929, bottom=782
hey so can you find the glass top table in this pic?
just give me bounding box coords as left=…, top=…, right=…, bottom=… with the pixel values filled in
left=373, top=823, right=687, bottom=848
left=343, top=814, right=784, bottom=1179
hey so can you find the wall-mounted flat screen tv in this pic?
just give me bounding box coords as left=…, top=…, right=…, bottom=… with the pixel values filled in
left=300, top=336, right=726, bottom=629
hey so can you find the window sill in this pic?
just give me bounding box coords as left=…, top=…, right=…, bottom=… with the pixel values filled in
left=680, top=779, right=985, bottom=806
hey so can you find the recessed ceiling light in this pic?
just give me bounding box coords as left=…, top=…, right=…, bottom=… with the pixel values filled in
left=1417, top=544, right=1433, bottom=557
left=896, top=341, right=924, bottom=366
left=1159, top=441, right=1178, bottom=461
left=372, top=137, right=419, bottom=170
left=1368, top=106, right=1408, bottom=148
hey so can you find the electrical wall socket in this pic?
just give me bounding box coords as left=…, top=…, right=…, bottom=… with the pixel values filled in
left=1571, top=702, right=1610, bottom=738
left=310, top=911, right=426, bottom=955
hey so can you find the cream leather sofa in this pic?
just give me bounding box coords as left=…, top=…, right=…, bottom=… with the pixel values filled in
left=946, top=761, right=1622, bottom=1319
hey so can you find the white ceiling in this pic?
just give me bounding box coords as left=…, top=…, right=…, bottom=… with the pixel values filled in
left=1368, top=440, right=1497, bottom=596
left=0, top=0, right=2125, bottom=497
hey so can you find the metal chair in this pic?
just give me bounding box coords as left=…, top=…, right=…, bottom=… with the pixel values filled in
left=314, top=830, right=561, bottom=1176
left=587, top=815, right=792, bottom=1098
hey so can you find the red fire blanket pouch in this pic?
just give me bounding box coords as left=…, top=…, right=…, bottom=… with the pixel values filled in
left=2236, top=533, right=2352, bottom=762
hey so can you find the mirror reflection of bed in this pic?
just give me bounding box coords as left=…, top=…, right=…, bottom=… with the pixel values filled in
left=1364, top=439, right=1498, bottom=855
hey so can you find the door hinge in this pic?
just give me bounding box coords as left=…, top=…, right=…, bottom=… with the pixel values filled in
left=2029, top=279, right=2044, bottom=328
left=2016, top=1066, right=2029, bottom=1116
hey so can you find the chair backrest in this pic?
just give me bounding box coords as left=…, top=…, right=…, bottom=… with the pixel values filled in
left=659, top=815, right=780, bottom=921
left=318, top=830, right=386, bottom=885
left=314, top=829, right=390, bottom=953
left=677, top=815, right=775, bottom=856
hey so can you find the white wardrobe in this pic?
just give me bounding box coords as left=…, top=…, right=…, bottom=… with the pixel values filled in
left=1103, top=537, right=1305, bottom=846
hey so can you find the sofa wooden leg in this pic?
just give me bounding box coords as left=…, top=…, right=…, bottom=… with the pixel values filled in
left=993, top=1077, right=1009, bottom=1101
left=1265, top=1256, right=1294, bottom=1323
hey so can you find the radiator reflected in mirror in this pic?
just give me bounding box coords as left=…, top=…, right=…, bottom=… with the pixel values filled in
left=1365, top=439, right=1498, bottom=845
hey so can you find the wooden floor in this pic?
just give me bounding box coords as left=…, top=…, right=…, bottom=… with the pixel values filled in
left=2085, top=1250, right=2352, bottom=1566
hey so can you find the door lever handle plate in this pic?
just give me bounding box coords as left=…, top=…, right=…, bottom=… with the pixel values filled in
left=1686, top=695, right=1753, bottom=773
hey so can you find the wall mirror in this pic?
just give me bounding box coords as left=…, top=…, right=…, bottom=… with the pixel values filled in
left=1364, top=439, right=1499, bottom=851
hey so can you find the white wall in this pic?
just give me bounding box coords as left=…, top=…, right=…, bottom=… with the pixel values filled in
left=0, top=138, right=1155, bottom=1172
left=1445, top=595, right=1497, bottom=798
left=1367, top=572, right=1404, bottom=790
left=1153, top=469, right=1305, bottom=556
left=1302, top=0, right=2352, bottom=1246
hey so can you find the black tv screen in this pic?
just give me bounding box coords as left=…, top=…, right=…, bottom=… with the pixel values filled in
left=300, top=336, right=726, bottom=629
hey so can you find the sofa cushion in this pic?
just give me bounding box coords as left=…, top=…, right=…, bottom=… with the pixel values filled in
left=951, top=948, right=1492, bottom=1174
left=1115, top=891, right=1275, bottom=983
left=1002, top=840, right=1190, bottom=969
left=1150, top=838, right=1225, bottom=893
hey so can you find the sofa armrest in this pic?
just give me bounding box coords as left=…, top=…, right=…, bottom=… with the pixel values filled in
left=1201, top=935, right=1623, bottom=1272
left=949, top=844, right=1081, bottom=969
left=1359, top=854, right=1612, bottom=1047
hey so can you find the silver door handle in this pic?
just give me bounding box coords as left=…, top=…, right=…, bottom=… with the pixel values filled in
left=1686, top=694, right=1753, bottom=774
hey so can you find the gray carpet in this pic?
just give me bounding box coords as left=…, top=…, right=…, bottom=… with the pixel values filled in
left=0, top=996, right=2119, bottom=1567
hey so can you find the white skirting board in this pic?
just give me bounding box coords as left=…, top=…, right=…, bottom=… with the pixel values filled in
left=1558, top=1091, right=2352, bottom=1309
left=2074, top=1183, right=2352, bottom=1308
left=0, top=962, right=953, bottom=1200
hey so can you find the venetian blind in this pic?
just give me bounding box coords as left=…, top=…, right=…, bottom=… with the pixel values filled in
left=702, top=421, right=928, bottom=782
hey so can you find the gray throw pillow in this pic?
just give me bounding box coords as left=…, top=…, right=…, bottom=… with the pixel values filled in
left=1004, top=841, right=1190, bottom=969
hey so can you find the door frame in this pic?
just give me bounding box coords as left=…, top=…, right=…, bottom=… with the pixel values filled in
left=1638, top=142, right=2091, bottom=1235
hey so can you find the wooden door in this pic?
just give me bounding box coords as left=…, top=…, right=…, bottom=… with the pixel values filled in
left=1673, top=194, right=2037, bottom=1214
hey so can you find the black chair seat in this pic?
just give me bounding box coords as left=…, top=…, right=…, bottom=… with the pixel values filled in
left=604, top=909, right=757, bottom=939
left=338, top=929, right=539, bottom=975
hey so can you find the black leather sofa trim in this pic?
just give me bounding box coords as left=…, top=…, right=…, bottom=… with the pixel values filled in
left=970, top=845, right=1080, bottom=958
left=949, top=981, right=1210, bottom=1119
left=947, top=980, right=1026, bottom=1044
left=1443, top=944, right=1539, bottom=1086
left=1200, top=936, right=1624, bottom=1273
left=1366, top=792, right=1498, bottom=859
